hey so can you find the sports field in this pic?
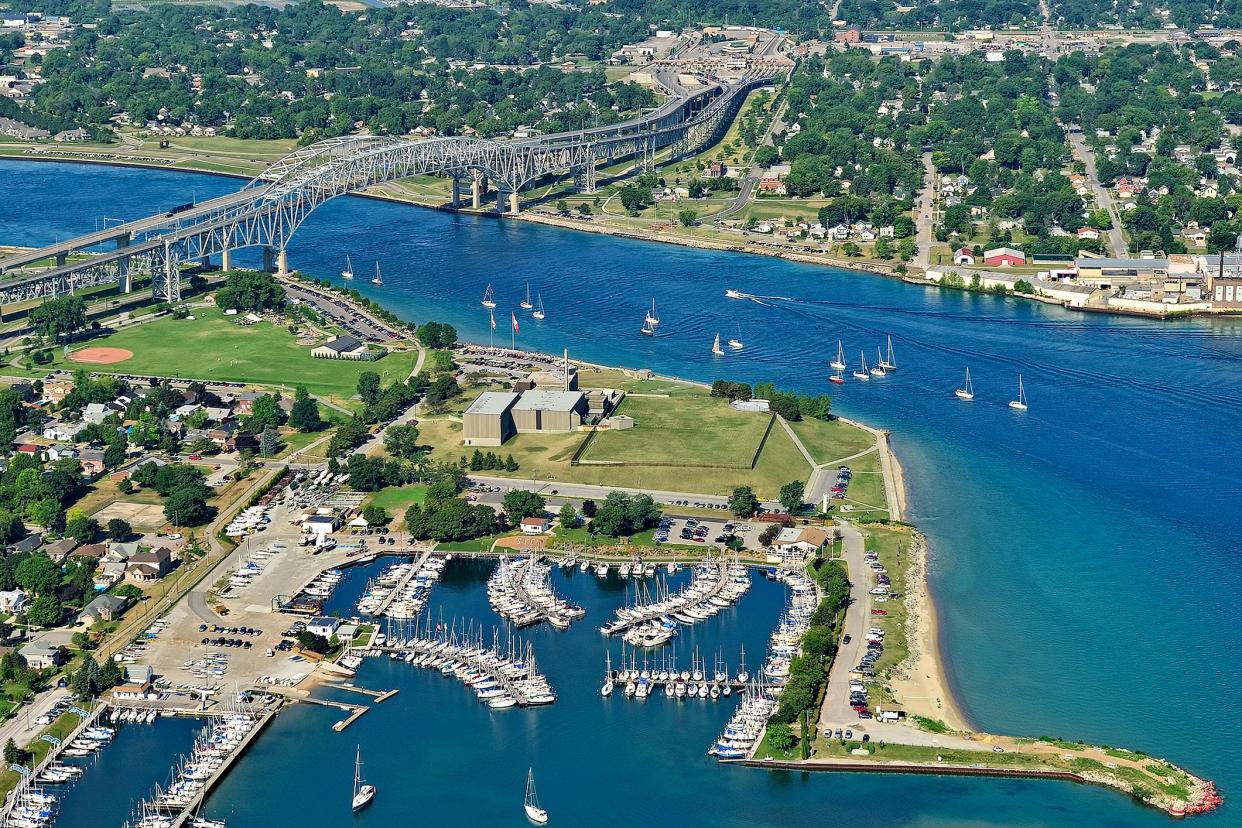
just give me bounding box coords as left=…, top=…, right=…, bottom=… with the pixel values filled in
left=582, top=395, right=771, bottom=469
left=57, top=308, right=418, bottom=401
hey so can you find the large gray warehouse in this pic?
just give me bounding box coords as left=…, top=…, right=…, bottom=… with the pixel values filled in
left=462, top=392, right=518, bottom=446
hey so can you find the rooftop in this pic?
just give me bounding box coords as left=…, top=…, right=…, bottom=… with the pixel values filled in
left=512, top=390, right=584, bottom=412
left=464, top=391, right=519, bottom=417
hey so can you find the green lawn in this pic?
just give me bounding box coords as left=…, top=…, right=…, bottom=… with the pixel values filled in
left=367, top=484, right=428, bottom=517
left=435, top=536, right=498, bottom=552
left=789, top=417, right=878, bottom=465
left=51, top=308, right=418, bottom=401
left=583, top=396, right=771, bottom=468
left=550, top=525, right=701, bottom=553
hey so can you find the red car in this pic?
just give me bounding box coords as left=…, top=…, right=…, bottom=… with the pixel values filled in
left=188, top=454, right=202, bottom=460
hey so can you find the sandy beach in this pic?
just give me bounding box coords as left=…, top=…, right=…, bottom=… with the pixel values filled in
left=888, top=530, right=971, bottom=731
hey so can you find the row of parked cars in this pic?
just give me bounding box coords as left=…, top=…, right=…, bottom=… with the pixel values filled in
left=830, top=465, right=853, bottom=500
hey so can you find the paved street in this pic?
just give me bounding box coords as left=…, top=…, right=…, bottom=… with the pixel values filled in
left=913, top=151, right=935, bottom=271
left=1067, top=128, right=1127, bottom=257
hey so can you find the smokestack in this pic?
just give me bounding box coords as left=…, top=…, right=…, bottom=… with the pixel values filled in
left=563, top=348, right=569, bottom=391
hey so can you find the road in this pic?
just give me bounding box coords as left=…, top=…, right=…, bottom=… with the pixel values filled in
left=817, top=522, right=978, bottom=750
left=1067, top=128, right=1127, bottom=257
left=712, top=98, right=788, bottom=223
left=0, top=688, right=69, bottom=754
left=913, top=151, right=935, bottom=271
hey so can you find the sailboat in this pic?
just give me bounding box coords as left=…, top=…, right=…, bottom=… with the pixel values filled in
left=481, top=284, right=497, bottom=309
left=727, top=323, right=743, bottom=350
left=712, top=333, right=724, bottom=356
left=829, top=363, right=846, bottom=385
left=341, top=255, right=354, bottom=280
left=1009, top=374, right=1028, bottom=411
left=955, top=367, right=975, bottom=400
left=640, top=299, right=660, bottom=336
left=870, top=347, right=887, bottom=377
left=524, top=768, right=548, bottom=824
left=351, top=745, right=376, bottom=811
left=370, top=262, right=382, bottom=286
left=532, top=294, right=546, bottom=320
left=601, top=652, right=614, bottom=697
left=520, top=282, right=534, bottom=310
left=878, top=335, right=896, bottom=371
left=830, top=339, right=846, bottom=371
left=852, top=351, right=870, bottom=381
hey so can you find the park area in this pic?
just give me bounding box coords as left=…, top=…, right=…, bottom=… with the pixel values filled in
left=50, top=308, right=418, bottom=403
left=581, top=395, right=772, bottom=469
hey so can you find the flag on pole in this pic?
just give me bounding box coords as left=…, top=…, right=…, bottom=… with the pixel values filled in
left=490, top=311, right=497, bottom=330
left=511, top=312, right=520, bottom=334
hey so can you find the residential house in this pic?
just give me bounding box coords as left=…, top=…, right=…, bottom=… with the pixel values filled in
left=521, top=516, right=551, bottom=534
left=43, top=538, right=79, bottom=563
left=79, top=593, right=129, bottom=625
left=79, top=449, right=106, bottom=476
left=0, top=589, right=29, bottom=614
left=8, top=534, right=42, bottom=555
left=20, top=641, right=62, bottom=669
left=1077, top=227, right=1101, bottom=241
left=126, top=547, right=172, bottom=582
left=42, top=421, right=87, bottom=442
left=306, top=616, right=341, bottom=640
left=769, top=526, right=833, bottom=556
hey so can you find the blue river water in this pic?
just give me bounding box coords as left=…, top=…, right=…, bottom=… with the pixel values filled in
left=3, top=160, right=1240, bottom=825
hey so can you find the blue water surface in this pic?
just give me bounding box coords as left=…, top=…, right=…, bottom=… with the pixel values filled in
left=3, top=160, right=1239, bottom=826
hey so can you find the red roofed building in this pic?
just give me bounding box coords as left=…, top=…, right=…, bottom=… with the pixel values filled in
left=983, top=247, right=1026, bottom=267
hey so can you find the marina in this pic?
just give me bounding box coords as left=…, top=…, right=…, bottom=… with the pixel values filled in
left=599, top=556, right=750, bottom=645
left=486, top=556, right=585, bottom=629
left=2, top=163, right=1240, bottom=827
left=356, top=551, right=443, bottom=618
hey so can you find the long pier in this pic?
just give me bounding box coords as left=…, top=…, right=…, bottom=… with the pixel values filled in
left=166, top=706, right=279, bottom=828
left=0, top=700, right=111, bottom=823
left=371, top=548, right=434, bottom=616
left=602, top=560, right=732, bottom=635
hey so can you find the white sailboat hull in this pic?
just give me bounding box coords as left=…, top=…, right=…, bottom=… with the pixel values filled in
left=1008, top=401, right=1027, bottom=410
left=525, top=804, right=549, bottom=824
left=352, top=786, right=376, bottom=811
left=955, top=390, right=974, bottom=400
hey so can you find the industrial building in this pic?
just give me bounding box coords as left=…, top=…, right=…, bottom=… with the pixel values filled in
left=462, top=392, right=519, bottom=446
left=512, top=390, right=588, bottom=434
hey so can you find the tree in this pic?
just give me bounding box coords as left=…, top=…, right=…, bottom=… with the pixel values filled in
left=383, top=423, right=422, bottom=459
left=581, top=499, right=597, bottom=518
left=289, top=385, right=323, bottom=432
left=259, top=426, right=279, bottom=457
left=618, top=184, right=651, bottom=214
left=357, top=371, right=382, bottom=406
left=362, top=504, right=391, bottom=526
left=213, top=270, right=286, bottom=312
left=296, top=631, right=331, bottom=654
left=246, top=394, right=285, bottom=431
left=502, top=489, right=546, bottom=524
left=678, top=208, right=698, bottom=227
left=27, top=595, right=62, bottom=628
left=767, top=722, right=795, bottom=751
left=728, top=486, right=759, bottom=518
left=590, top=491, right=659, bottom=537
left=4, top=737, right=23, bottom=766
left=759, top=524, right=781, bottom=546
left=415, top=321, right=458, bottom=350
left=558, top=502, right=579, bottom=528
left=576, top=203, right=592, bottom=216
left=27, top=497, right=63, bottom=532
left=778, top=481, right=805, bottom=515
left=64, top=514, right=100, bottom=544
left=99, top=657, right=122, bottom=689
left=15, top=554, right=60, bottom=596
left=555, top=198, right=569, bottom=213
left=165, top=488, right=211, bottom=526
left=71, top=631, right=94, bottom=651
left=30, top=295, right=87, bottom=343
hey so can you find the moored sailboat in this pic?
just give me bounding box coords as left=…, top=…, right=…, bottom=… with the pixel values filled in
left=712, top=333, right=724, bottom=356
left=641, top=298, right=659, bottom=336
left=370, top=262, right=382, bottom=286
left=351, top=745, right=376, bottom=812
left=870, top=346, right=887, bottom=377
left=829, top=363, right=845, bottom=385
left=830, top=339, right=846, bottom=371
left=520, top=281, right=534, bottom=310
left=481, top=284, right=497, bottom=309
left=1009, top=374, right=1028, bottom=411
left=524, top=768, right=548, bottom=824
left=852, top=351, right=870, bottom=381
left=955, top=367, right=975, bottom=400
left=341, top=255, right=354, bottom=280
left=727, top=323, right=743, bottom=350
left=532, top=294, right=546, bottom=320
left=878, top=335, right=896, bottom=370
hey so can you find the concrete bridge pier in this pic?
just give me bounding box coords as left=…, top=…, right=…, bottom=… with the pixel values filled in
left=471, top=172, right=488, bottom=209
left=262, top=247, right=275, bottom=273
left=276, top=248, right=289, bottom=276
left=55, top=252, right=66, bottom=267
left=221, top=248, right=232, bottom=271
left=508, top=190, right=521, bottom=214
left=118, top=257, right=131, bottom=294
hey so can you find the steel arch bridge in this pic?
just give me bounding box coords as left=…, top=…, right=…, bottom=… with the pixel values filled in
left=0, top=71, right=778, bottom=306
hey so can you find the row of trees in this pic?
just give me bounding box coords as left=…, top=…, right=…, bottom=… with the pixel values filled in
left=771, top=560, right=851, bottom=725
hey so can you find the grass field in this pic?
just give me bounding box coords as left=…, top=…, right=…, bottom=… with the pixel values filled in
left=788, top=417, right=877, bottom=465
left=418, top=410, right=809, bottom=499
left=583, top=396, right=771, bottom=468
left=45, top=308, right=418, bottom=402
left=366, top=484, right=428, bottom=517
